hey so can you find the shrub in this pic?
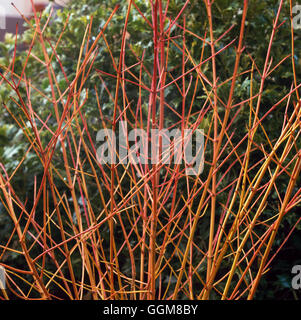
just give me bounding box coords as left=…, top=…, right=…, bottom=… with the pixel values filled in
left=0, top=0, right=300, bottom=300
